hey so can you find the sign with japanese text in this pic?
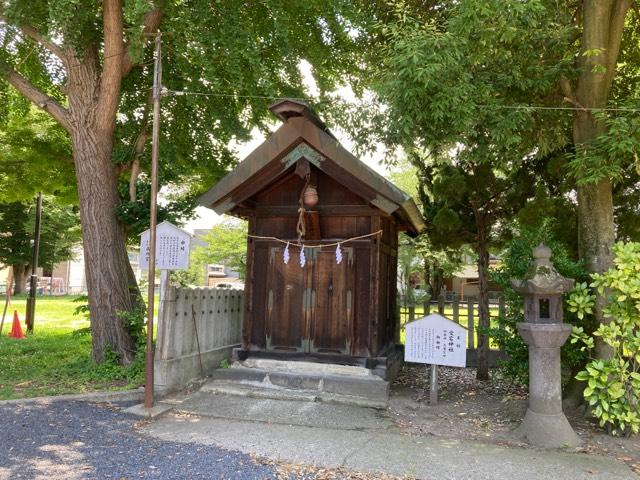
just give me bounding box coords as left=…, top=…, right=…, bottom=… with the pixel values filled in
left=404, top=313, right=467, bottom=367
left=139, top=221, right=191, bottom=270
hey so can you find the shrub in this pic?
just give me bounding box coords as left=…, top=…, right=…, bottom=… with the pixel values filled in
left=570, top=242, right=640, bottom=436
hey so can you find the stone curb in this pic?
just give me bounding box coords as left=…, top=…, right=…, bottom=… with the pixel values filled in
left=0, top=387, right=145, bottom=405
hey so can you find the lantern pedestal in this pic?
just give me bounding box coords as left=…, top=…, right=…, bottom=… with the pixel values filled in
left=515, top=322, right=580, bottom=448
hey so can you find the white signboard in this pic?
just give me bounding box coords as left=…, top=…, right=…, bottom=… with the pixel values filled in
left=404, top=313, right=467, bottom=367
left=139, top=221, right=191, bottom=270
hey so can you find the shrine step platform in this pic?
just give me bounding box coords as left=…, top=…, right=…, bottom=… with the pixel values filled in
left=202, top=358, right=390, bottom=408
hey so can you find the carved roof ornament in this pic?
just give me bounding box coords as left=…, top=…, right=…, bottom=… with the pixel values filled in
left=510, top=244, right=574, bottom=295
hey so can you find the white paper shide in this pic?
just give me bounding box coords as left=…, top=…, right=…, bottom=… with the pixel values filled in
left=404, top=313, right=467, bottom=368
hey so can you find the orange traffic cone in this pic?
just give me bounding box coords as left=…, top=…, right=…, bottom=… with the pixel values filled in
left=8, top=310, right=25, bottom=339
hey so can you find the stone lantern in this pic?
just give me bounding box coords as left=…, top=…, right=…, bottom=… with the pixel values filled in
left=511, top=244, right=580, bottom=447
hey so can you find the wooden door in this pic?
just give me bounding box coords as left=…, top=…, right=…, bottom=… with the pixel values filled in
left=309, top=247, right=354, bottom=354
left=265, top=246, right=308, bottom=351
left=264, top=245, right=355, bottom=354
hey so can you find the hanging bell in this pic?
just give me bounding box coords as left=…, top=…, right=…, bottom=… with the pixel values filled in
left=303, top=186, right=319, bottom=208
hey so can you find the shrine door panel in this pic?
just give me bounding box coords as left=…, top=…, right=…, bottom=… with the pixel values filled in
left=310, top=248, right=354, bottom=354
left=265, top=246, right=308, bottom=351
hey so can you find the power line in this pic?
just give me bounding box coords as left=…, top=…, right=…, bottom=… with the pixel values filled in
left=474, top=104, right=640, bottom=113
left=164, top=89, right=308, bottom=102
left=164, top=88, right=640, bottom=113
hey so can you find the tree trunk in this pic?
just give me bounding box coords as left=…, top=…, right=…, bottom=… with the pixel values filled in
left=561, top=1, right=631, bottom=406
left=431, top=265, right=445, bottom=300
left=67, top=54, right=141, bottom=364
left=71, top=126, right=141, bottom=363
left=476, top=223, right=491, bottom=381
left=423, top=262, right=431, bottom=301
left=12, top=264, right=28, bottom=295
left=572, top=1, right=630, bottom=360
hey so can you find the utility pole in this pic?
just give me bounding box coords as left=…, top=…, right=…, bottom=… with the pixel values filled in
left=144, top=32, right=162, bottom=411
left=25, top=192, right=42, bottom=333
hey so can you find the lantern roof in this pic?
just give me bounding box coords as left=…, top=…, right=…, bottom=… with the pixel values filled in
left=510, top=244, right=574, bottom=295
left=197, top=99, right=426, bottom=236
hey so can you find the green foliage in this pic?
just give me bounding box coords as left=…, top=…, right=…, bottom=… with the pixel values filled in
left=351, top=0, right=575, bottom=159
left=116, top=305, right=146, bottom=350
left=190, top=219, right=249, bottom=282
left=115, top=181, right=196, bottom=244
left=0, top=198, right=81, bottom=270
left=567, top=111, right=640, bottom=186
left=489, top=221, right=588, bottom=384
left=1, top=0, right=367, bottom=236
left=389, top=158, right=464, bottom=303
left=570, top=242, right=640, bottom=436
left=0, top=101, right=75, bottom=203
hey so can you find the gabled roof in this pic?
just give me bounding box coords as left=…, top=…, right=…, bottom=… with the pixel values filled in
left=198, top=99, right=426, bottom=235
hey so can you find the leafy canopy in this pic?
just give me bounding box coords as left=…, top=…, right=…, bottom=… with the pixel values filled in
left=0, top=198, right=81, bottom=269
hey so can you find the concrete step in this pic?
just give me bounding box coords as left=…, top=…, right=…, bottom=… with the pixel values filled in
left=200, top=379, right=388, bottom=409
left=210, top=362, right=389, bottom=406
left=162, top=389, right=394, bottom=430
left=239, top=358, right=375, bottom=377
left=207, top=358, right=390, bottom=408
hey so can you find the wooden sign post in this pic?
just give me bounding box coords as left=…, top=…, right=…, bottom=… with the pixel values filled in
left=139, top=220, right=191, bottom=409
left=404, top=313, right=467, bottom=405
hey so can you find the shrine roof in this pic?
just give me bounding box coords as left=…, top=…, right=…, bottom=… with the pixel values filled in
left=198, top=99, right=426, bottom=235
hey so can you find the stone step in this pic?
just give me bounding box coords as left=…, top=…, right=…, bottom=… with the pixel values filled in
left=200, top=379, right=388, bottom=409
left=210, top=364, right=389, bottom=405
left=238, top=358, right=375, bottom=377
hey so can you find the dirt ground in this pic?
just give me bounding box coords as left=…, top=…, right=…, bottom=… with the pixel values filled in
left=389, top=364, right=640, bottom=477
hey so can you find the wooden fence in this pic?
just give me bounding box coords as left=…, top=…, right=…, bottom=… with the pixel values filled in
left=398, top=294, right=507, bottom=365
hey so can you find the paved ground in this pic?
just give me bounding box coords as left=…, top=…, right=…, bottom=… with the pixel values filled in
left=0, top=400, right=276, bottom=479
left=1, top=392, right=637, bottom=480
left=144, top=391, right=638, bottom=480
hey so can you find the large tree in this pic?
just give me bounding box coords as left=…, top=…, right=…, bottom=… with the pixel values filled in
left=356, top=0, right=639, bottom=367
left=0, top=1, right=363, bottom=362
left=561, top=0, right=638, bottom=359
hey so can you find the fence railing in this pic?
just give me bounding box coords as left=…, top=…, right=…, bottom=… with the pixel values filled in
left=154, top=286, right=243, bottom=392
left=398, top=293, right=506, bottom=352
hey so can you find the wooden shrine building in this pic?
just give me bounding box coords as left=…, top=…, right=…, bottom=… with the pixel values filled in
left=199, top=100, right=425, bottom=371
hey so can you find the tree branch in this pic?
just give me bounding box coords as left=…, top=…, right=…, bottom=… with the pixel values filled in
left=121, top=6, right=164, bottom=77
left=97, top=0, right=125, bottom=131
left=0, top=62, right=70, bottom=131
left=559, top=75, right=576, bottom=102
left=605, top=0, right=632, bottom=93
left=0, top=14, right=68, bottom=65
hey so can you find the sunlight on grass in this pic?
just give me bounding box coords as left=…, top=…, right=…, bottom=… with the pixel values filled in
left=0, top=294, right=144, bottom=400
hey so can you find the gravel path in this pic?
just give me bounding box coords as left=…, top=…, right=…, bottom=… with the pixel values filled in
left=0, top=400, right=278, bottom=479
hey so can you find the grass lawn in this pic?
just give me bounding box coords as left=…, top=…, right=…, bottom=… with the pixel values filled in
left=0, top=294, right=144, bottom=400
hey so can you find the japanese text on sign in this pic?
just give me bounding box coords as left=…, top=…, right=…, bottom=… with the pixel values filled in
left=404, top=313, right=467, bottom=367
left=139, top=221, right=191, bottom=270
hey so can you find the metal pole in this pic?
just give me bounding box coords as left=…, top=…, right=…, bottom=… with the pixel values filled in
left=25, top=192, right=42, bottom=333
left=0, top=269, right=13, bottom=336
left=144, top=32, right=162, bottom=410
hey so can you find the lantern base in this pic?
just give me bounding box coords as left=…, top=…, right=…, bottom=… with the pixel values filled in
left=514, top=408, right=581, bottom=448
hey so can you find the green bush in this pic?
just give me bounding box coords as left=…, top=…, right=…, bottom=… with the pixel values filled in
left=117, top=306, right=147, bottom=349
left=489, top=221, right=589, bottom=384
left=570, top=242, right=640, bottom=436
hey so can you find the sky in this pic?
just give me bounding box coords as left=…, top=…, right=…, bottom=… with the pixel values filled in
left=183, top=62, right=392, bottom=233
